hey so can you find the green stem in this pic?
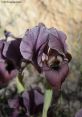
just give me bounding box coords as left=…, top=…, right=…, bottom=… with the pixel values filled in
left=16, top=77, right=25, bottom=93
left=42, top=89, right=53, bottom=117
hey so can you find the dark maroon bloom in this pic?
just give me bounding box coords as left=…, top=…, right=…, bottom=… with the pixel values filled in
left=20, top=23, right=72, bottom=89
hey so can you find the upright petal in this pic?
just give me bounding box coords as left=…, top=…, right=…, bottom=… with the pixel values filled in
left=20, top=23, right=49, bottom=69
left=48, top=28, right=67, bottom=57
left=2, top=38, right=22, bottom=68
left=20, top=27, right=39, bottom=61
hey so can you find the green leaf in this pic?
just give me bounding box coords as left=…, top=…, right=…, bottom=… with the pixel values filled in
left=42, top=89, right=53, bottom=117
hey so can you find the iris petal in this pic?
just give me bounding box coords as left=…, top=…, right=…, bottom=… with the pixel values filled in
left=2, top=38, right=22, bottom=68
left=42, top=61, right=69, bottom=89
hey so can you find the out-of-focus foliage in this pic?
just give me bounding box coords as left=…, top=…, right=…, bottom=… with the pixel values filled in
left=0, top=0, right=82, bottom=117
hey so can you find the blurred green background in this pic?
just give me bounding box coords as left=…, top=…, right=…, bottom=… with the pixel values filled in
left=0, top=0, right=82, bottom=117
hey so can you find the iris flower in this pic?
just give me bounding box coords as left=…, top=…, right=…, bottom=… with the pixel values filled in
left=20, top=23, right=72, bottom=89
left=0, top=35, right=22, bottom=87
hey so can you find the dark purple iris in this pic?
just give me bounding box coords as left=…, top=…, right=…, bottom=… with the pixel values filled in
left=0, top=32, right=23, bottom=87
left=20, top=23, right=72, bottom=89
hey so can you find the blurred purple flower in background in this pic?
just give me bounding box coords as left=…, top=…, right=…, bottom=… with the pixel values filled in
left=8, top=87, right=44, bottom=117
left=75, top=109, right=82, bottom=117
left=0, top=33, right=22, bottom=87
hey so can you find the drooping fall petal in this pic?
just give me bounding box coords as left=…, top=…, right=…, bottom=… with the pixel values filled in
left=42, top=61, right=69, bottom=89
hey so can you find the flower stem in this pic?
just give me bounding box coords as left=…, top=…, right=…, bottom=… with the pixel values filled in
left=42, top=89, right=52, bottom=117
left=16, top=77, right=25, bottom=93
